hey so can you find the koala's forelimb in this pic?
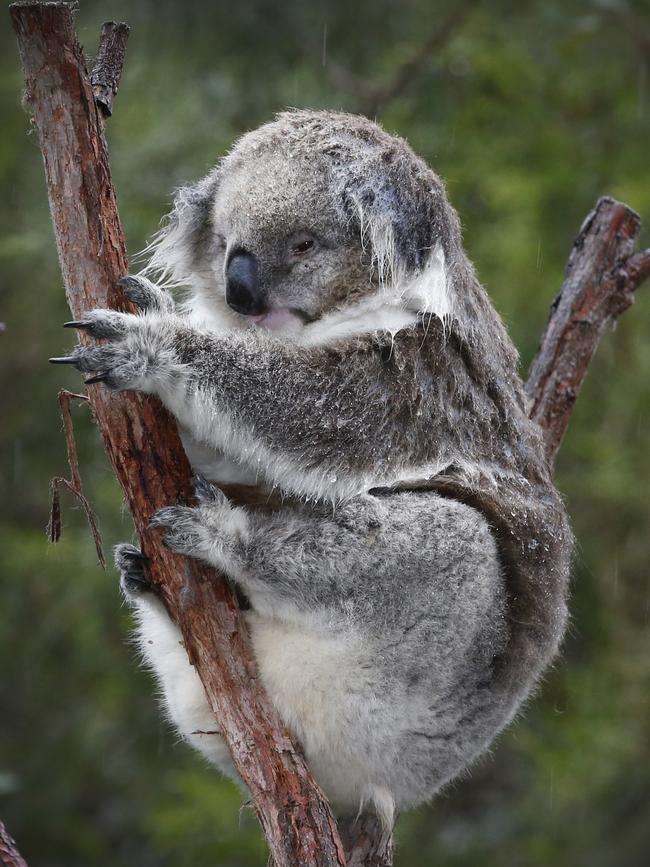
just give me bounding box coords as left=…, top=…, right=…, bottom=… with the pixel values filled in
left=53, top=300, right=443, bottom=501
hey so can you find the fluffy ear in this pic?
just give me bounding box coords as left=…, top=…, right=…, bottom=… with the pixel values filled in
left=338, top=146, right=458, bottom=320
left=141, top=168, right=221, bottom=287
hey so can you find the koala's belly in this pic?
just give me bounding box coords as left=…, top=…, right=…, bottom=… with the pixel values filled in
left=244, top=611, right=382, bottom=814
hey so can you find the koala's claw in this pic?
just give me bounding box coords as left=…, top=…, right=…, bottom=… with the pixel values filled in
left=150, top=488, right=241, bottom=566
left=193, top=474, right=227, bottom=506
left=61, top=309, right=130, bottom=339
left=118, top=274, right=175, bottom=314
left=49, top=355, right=79, bottom=365
left=114, top=543, right=152, bottom=600
left=84, top=372, right=110, bottom=385
left=63, top=320, right=93, bottom=330
left=49, top=306, right=181, bottom=392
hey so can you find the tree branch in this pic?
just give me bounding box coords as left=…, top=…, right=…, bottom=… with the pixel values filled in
left=0, top=820, right=28, bottom=867
left=525, top=196, right=650, bottom=465
left=10, top=4, right=345, bottom=866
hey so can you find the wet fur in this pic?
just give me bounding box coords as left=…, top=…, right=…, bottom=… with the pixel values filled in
left=90, top=110, right=574, bottom=825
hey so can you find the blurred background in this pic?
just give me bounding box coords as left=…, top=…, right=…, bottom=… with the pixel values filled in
left=1, top=0, right=650, bottom=864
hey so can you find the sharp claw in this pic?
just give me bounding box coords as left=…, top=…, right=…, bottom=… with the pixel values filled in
left=63, top=320, right=92, bottom=329
left=49, top=356, right=77, bottom=365
left=124, top=550, right=148, bottom=563
left=193, top=473, right=212, bottom=494
left=84, top=373, right=109, bottom=385
left=193, top=474, right=223, bottom=503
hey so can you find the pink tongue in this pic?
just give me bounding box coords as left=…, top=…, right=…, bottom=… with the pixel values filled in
left=250, top=309, right=300, bottom=332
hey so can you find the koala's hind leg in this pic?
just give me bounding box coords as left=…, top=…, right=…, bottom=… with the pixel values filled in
left=150, top=479, right=504, bottom=635
left=114, top=543, right=239, bottom=782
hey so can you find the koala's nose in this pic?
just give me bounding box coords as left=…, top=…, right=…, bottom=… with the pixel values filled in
left=225, top=251, right=265, bottom=315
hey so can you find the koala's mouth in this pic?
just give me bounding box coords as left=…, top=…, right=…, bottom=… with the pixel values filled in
left=247, top=308, right=312, bottom=333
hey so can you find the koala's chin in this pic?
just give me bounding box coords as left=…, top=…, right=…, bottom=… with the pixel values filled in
left=246, top=308, right=306, bottom=335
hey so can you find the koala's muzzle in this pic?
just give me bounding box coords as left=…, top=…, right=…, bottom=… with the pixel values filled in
left=225, top=251, right=265, bottom=315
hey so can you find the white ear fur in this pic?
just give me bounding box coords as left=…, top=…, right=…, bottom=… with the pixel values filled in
left=356, top=200, right=397, bottom=287
left=398, top=244, right=453, bottom=324
left=352, top=192, right=453, bottom=327
left=139, top=171, right=220, bottom=288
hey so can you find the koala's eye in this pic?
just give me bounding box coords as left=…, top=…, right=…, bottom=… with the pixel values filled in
left=288, top=231, right=319, bottom=261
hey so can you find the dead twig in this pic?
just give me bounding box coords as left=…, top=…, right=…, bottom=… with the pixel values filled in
left=47, top=389, right=105, bottom=567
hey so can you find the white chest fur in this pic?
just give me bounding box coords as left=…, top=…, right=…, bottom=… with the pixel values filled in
left=180, top=426, right=260, bottom=486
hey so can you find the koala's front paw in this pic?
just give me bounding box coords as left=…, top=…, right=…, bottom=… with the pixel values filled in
left=150, top=476, right=249, bottom=573
left=49, top=306, right=185, bottom=392
left=114, top=543, right=152, bottom=602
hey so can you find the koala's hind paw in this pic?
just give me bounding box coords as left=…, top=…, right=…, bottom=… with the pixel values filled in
left=118, top=275, right=175, bottom=314
left=115, top=543, right=152, bottom=600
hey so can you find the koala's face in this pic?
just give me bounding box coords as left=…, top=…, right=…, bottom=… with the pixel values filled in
left=209, top=151, right=371, bottom=332
left=151, top=111, right=459, bottom=334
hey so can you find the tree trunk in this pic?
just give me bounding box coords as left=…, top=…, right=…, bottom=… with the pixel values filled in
left=10, top=4, right=346, bottom=866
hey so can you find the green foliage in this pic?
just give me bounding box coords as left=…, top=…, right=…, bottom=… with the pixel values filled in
left=1, top=0, right=649, bottom=864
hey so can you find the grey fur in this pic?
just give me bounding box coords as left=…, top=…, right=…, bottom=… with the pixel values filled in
left=60, top=110, right=571, bottom=824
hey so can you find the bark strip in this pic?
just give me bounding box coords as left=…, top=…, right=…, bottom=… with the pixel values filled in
left=10, top=4, right=346, bottom=866
left=47, top=390, right=105, bottom=566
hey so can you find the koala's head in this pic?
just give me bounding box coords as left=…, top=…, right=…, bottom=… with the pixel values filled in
left=145, top=110, right=464, bottom=334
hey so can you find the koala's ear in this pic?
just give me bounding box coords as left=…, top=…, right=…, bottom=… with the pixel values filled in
left=142, top=168, right=221, bottom=286
left=339, top=147, right=453, bottom=282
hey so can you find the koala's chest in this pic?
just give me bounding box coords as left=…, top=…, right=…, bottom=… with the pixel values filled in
left=180, top=428, right=260, bottom=487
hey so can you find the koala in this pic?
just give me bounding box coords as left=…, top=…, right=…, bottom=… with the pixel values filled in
left=51, top=110, right=572, bottom=829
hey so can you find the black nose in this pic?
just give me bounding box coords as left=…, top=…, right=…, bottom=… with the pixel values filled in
left=226, top=251, right=265, bottom=315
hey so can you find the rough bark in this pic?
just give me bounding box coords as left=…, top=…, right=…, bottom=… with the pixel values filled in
left=0, top=820, right=28, bottom=867
left=526, top=196, right=650, bottom=466
left=10, top=4, right=345, bottom=867
left=340, top=816, right=393, bottom=867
